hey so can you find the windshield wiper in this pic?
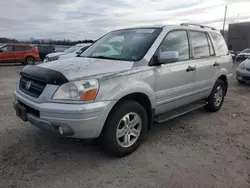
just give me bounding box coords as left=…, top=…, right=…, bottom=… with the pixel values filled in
left=88, top=56, right=119, bottom=60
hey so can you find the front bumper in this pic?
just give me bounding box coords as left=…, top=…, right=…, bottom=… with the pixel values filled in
left=13, top=90, right=116, bottom=139
left=236, top=69, right=250, bottom=82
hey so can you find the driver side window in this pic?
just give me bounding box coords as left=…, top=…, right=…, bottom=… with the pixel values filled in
left=1, top=45, right=13, bottom=52
left=159, top=30, right=190, bottom=61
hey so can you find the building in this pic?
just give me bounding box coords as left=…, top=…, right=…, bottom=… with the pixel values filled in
left=227, top=22, right=250, bottom=51
left=220, top=30, right=228, bottom=43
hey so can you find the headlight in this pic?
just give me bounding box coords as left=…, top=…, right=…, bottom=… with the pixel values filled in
left=239, top=62, right=245, bottom=70
left=44, top=56, right=49, bottom=62
left=52, top=79, right=99, bottom=101
left=50, top=55, right=59, bottom=61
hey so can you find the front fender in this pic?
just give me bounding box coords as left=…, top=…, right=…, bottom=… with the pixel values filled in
left=95, top=69, right=156, bottom=109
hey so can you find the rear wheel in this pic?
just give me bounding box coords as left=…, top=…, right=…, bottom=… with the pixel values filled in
left=205, top=79, right=226, bottom=112
left=99, top=100, right=147, bottom=157
left=24, top=56, right=35, bottom=65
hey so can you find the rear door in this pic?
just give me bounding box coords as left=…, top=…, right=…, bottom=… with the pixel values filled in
left=210, top=32, right=232, bottom=76
left=0, top=45, right=15, bottom=62
left=155, top=30, right=196, bottom=115
left=14, top=45, right=31, bottom=61
left=188, top=31, right=219, bottom=99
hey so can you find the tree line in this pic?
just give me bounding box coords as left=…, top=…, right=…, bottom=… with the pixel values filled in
left=0, top=37, right=94, bottom=45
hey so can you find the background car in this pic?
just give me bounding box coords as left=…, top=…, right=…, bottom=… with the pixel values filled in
left=236, top=58, right=250, bottom=84
left=44, top=43, right=91, bottom=62
left=37, top=45, right=56, bottom=61
left=0, top=43, right=40, bottom=65
left=236, top=48, right=250, bottom=61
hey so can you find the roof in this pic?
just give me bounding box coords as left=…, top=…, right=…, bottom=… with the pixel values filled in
left=113, top=23, right=219, bottom=33
left=3, top=43, right=31, bottom=46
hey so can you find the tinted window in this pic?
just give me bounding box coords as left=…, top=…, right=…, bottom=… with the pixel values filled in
left=160, top=30, right=190, bottom=61
left=207, top=34, right=215, bottom=56
left=190, top=31, right=210, bottom=58
left=48, top=46, right=55, bottom=51
left=211, top=33, right=228, bottom=56
left=14, top=45, right=31, bottom=51
left=1, top=45, right=12, bottom=52
left=38, top=46, right=47, bottom=52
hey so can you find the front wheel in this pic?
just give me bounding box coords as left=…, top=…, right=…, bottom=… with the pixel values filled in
left=205, top=79, right=226, bottom=112
left=99, top=100, right=148, bottom=157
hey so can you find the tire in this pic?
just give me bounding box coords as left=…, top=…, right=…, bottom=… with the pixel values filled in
left=238, top=80, right=245, bottom=84
left=205, top=79, right=226, bottom=112
left=99, top=100, right=148, bottom=157
left=24, top=56, right=35, bottom=65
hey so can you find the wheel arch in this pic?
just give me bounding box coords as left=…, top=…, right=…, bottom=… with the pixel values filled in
left=217, top=74, right=228, bottom=95
left=100, top=92, right=154, bottom=138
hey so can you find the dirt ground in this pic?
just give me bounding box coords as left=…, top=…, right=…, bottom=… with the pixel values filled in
left=0, top=63, right=249, bottom=188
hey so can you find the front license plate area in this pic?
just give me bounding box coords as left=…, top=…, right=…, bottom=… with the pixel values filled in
left=15, top=102, right=28, bottom=122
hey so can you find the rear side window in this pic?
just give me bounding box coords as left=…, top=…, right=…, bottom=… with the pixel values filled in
left=210, top=33, right=228, bottom=56
left=189, top=31, right=210, bottom=58
left=159, top=30, right=190, bottom=61
left=48, top=46, right=55, bottom=51
left=38, top=46, right=46, bottom=52
left=14, top=45, right=31, bottom=51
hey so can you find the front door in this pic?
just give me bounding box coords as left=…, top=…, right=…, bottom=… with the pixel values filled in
left=0, top=45, right=14, bottom=62
left=154, top=30, right=196, bottom=115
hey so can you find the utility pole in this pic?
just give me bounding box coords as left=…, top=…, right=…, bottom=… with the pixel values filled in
left=222, top=5, right=227, bottom=37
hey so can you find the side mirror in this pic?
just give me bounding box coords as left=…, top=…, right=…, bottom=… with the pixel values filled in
left=0, top=49, right=3, bottom=53
left=76, top=51, right=81, bottom=55
left=159, top=51, right=179, bottom=64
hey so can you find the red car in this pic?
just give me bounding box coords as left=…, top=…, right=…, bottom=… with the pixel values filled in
left=0, top=43, right=40, bottom=65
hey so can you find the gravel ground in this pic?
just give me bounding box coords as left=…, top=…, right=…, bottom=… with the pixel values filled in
left=0, top=63, right=250, bottom=188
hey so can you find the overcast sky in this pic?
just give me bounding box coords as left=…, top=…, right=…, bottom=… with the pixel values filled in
left=0, top=0, right=250, bottom=40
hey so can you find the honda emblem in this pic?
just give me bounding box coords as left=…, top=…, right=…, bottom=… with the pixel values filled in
left=25, top=81, right=32, bottom=90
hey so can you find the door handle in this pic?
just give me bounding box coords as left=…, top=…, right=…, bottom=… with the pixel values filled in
left=186, top=66, right=196, bottom=72
left=214, top=62, right=220, bottom=66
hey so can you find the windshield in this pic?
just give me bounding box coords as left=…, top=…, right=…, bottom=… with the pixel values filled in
left=81, top=28, right=162, bottom=61
left=242, top=49, right=250, bottom=53
left=64, top=45, right=83, bottom=54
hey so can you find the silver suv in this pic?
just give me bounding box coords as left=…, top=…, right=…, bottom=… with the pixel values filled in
left=14, top=23, right=233, bottom=157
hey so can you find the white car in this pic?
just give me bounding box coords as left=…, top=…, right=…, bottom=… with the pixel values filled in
left=44, top=43, right=91, bottom=62
left=236, top=48, right=250, bottom=61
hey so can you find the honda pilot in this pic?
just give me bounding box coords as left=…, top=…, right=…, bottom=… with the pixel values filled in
left=14, top=24, right=233, bottom=157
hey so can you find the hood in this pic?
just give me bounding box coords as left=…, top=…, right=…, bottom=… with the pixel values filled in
left=38, top=57, right=134, bottom=81
left=238, top=52, right=250, bottom=56
left=243, top=59, right=250, bottom=69
left=58, top=52, right=77, bottom=60
left=46, top=52, right=65, bottom=58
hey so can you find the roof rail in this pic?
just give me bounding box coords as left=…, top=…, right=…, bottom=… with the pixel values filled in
left=180, top=23, right=217, bottom=31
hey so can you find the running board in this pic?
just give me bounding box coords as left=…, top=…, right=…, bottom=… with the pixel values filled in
left=154, top=101, right=208, bottom=123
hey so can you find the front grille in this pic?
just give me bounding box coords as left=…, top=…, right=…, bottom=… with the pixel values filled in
left=242, top=76, right=250, bottom=81
left=19, top=75, right=46, bottom=98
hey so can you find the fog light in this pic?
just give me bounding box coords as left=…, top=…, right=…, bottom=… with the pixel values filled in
left=58, top=126, right=64, bottom=135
